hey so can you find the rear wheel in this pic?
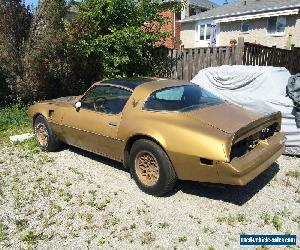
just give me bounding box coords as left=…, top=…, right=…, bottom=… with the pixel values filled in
left=129, top=139, right=177, bottom=196
left=34, top=115, right=60, bottom=152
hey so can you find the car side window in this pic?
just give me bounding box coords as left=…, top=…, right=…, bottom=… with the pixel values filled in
left=81, top=86, right=132, bottom=114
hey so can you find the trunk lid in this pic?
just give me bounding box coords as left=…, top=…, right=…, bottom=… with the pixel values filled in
left=181, top=102, right=264, bottom=134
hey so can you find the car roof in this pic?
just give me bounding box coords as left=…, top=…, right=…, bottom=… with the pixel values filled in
left=100, top=78, right=156, bottom=90
left=95, top=77, right=195, bottom=92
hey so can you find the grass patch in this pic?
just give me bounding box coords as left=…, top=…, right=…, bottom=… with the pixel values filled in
left=15, top=138, right=39, bottom=154
left=20, top=230, right=43, bottom=245
left=0, top=105, right=31, bottom=144
left=216, top=213, right=246, bottom=225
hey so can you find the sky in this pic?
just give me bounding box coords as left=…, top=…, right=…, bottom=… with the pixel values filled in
left=25, top=0, right=234, bottom=7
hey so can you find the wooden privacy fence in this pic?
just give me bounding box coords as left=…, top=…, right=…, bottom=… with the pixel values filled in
left=159, top=37, right=244, bottom=81
left=243, top=43, right=300, bottom=74
left=160, top=37, right=300, bottom=81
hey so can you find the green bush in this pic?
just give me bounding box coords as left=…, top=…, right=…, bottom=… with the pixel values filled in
left=67, top=0, right=174, bottom=78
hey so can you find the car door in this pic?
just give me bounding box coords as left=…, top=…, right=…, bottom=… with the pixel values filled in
left=60, top=85, right=132, bottom=161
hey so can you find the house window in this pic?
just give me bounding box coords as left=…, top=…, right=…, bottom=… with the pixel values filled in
left=241, top=21, right=249, bottom=32
left=267, top=16, right=286, bottom=34
left=200, top=25, right=205, bottom=40
left=206, top=24, right=211, bottom=40
left=198, top=24, right=211, bottom=41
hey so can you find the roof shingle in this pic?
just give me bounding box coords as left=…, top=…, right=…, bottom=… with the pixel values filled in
left=181, top=0, right=300, bottom=22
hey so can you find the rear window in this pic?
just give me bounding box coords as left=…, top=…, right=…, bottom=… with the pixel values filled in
left=144, top=85, right=223, bottom=112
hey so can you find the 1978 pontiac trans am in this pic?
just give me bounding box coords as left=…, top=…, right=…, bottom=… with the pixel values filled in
left=29, top=78, right=286, bottom=196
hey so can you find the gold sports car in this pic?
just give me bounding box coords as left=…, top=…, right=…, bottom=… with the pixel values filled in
left=29, top=78, right=286, bottom=196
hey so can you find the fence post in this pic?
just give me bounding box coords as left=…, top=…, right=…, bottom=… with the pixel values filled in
left=235, top=37, right=244, bottom=65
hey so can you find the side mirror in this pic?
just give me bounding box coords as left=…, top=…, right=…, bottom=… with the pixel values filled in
left=75, top=101, right=81, bottom=110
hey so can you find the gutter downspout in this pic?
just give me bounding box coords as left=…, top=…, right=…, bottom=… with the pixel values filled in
left=173, top=12, right=176, bottom=48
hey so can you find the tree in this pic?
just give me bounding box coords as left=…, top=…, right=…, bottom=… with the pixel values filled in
left=68, top=0, right=174, bottom=78
left=0, top=0, right=32, bottom=105
left=22, top=0, right=67, bottom=101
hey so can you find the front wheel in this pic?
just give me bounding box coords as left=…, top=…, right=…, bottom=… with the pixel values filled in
left=129, top=139, right=177, bottom=197
left=34, top=115, right=60, bottom=152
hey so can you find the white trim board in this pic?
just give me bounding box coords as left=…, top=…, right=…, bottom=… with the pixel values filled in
left=215, top=9, right=299, bottom=23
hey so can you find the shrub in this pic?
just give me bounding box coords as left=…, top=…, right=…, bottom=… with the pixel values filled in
left=67, top=0, right=174, bottom=78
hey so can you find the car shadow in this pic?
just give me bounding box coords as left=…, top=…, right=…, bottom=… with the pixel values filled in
left=61, top=145, right=279, bottom=206
left=62, top=144, right=127, bottom=173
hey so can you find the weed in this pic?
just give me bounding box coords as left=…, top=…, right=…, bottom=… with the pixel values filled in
left=111, top=217, right=120, bottom=226
left=0, top=221, right=8, bottom=242
left=141, top=231, right=155, bottom=245
left=97, top=199, right=111, bottom=211
left=280, top=207, right=292, bottom=218
left=158, top=222, right=169, bottom=229
left=15, top=219, right=29, bottom=231
left=85, top=213, right=93, bottom=224
left=237, top=213, right=246, bottom=222
left=216, top=213, right=246, bottom=225
left=68, top=167, right=84, bottom=180
left=286, top=170, right=300, bottom=179
left=256, top=246, right=268, bottom=250
left=77, top=195, right=84, bottom=206
left=130, top=223, right=137, bottom=230
left=208, top=246, right=215, bottom=250
left=261, top=212, right=271, bottom=225
left=203, top=226, right=216, bottom=234
left=272, top=215, right=282, bottom=231
left=189, top=214, right=202, bottom=224
left=20, top=230, right=43, bottom=245
left=178, top=236, right=187, bottom=243
left=65, top=180, right=72, bottom=187
left=144, top=219, right=152, bottom=227
left=98, top=237, right=105, bottom=246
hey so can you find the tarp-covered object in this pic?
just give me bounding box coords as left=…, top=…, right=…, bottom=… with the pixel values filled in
left=287, top=74, right=300, bottom=127
left=192, top=65, right=300, bottom=155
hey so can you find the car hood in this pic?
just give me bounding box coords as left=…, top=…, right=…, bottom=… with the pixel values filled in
left=40, top=96, right=80, bottom=105
left=181, top=102, right=263, bottom=134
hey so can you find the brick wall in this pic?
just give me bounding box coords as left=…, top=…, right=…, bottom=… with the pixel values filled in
left=160, top=11, right=181, bottom=48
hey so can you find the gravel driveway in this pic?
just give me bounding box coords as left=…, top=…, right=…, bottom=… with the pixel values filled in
left=0, top=144, right=299, bottom=250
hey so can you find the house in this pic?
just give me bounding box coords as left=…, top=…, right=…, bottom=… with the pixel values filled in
left=180, top=0, right=300, bottom=48
left=160, top=0, right=217, bottom=48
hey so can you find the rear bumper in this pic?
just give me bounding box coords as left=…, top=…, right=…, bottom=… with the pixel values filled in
left=216, top=132, right=286, bottom=186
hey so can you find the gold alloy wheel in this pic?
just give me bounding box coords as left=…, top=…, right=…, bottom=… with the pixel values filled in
left=135, top=151, right=159, bottom=186
left=36, top=124, right=48, bottom=147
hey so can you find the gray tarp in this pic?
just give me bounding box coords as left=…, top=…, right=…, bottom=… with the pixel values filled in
left=192, top=65, right=300, bottom=155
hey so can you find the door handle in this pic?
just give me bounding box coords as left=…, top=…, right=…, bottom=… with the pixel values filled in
left=108, top=121, right=118, bottom=127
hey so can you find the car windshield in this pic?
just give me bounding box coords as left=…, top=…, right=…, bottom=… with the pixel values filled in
left=144, top=85, right=223, bottom=112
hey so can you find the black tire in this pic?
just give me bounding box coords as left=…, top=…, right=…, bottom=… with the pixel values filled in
left=34, top=115, right=60, bottom=152
left=129, top=139, right=177, bottom=197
